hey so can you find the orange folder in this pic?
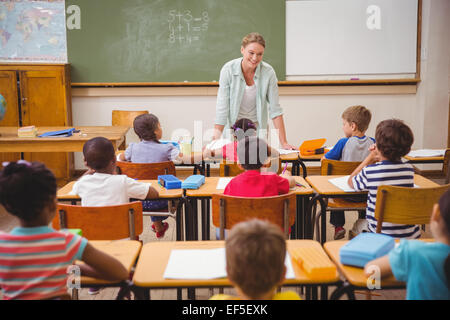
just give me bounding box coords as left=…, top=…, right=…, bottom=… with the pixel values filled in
left=299, top=138, right=326, bottom=156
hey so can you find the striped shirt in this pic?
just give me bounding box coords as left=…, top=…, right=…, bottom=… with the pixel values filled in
left=0, top=226, right=87, bottom=300
left=351, top=160, right=421, bottom=239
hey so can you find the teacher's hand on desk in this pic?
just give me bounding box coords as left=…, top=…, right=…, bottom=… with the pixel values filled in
left=281, top=142, right=297, bottom=150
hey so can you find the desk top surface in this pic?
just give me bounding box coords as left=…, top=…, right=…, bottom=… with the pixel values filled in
left=306, top=174, right=439, bottom=195
left=78, top=240, right=142, bottom=285
left=132, top=240, right=339, bottom=288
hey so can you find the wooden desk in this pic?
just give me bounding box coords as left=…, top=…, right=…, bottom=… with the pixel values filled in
left=184, top=176, right=314, bottom=240
left=323, top=239, right=434, bottom=300
left=131, top=240, right=340, bottom=300
left=0, top=126, right=129, bottom=152
left=73, top=240, right=142, bottom=299
left=305, top=174, right=439, bottom=243
left=57, top=180, right=186, bottom=241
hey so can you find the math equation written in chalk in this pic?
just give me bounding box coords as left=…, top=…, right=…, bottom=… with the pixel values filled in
left=168, top=10, right=209, bottom=45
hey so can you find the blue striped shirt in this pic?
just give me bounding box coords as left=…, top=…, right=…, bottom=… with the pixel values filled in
left=351, top=160, right=421, bottom=239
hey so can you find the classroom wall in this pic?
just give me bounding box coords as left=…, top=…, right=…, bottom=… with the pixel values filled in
left=71, top=0, right=450, bottom=170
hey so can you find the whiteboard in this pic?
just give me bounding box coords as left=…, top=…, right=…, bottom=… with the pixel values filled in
left=286, top=0, right=418, bottom=79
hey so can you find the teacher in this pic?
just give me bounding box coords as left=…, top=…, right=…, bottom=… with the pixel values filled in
left=213, top=32, right=295, bottom=150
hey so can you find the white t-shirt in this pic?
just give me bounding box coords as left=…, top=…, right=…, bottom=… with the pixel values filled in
left=237, top=84, right=257, bottom=123
left=71, top=173, right=151, bottom=206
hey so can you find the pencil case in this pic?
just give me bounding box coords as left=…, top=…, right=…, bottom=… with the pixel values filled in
left=38, top=128, right=76, bottom=138
left=339, top=233, right=395, bottom=268
left=290, top=246, right=336, bottom=280
left=181, top=175, right=205, bottom=189
left=158, top=175, right=182, bottom=189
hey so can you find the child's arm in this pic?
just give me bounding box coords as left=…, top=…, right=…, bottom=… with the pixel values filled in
left=348, top=144, right=379, bottom=188
left=118, top=152, right=126, bottom=161
left=145, top=186, right=159, bottom=199
left=203, top=147, right=223, bottom=160
left=364, top=255, right=393, bottom=279
left=79, top=242, right=129, bottom=281
left=280, top=171, right=295, bottom=188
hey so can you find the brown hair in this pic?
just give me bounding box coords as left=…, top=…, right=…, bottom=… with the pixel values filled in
left=133, top=113, right=160, bottom=142
left=226, top=219, right=286, bottom=299
left=83, top=137, right=115, bottom=171
left=236, top=136, right=271, bottom=170
left=342, top=105, right=372, bottom=132
left=241, top=32, right=266, bottom=48
left=231, top=118, right=257, bottom=141
left=375, top=119, right=414, bottom=161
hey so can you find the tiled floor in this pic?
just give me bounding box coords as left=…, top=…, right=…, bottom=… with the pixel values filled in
left=0, top=169, right=443, bottom=300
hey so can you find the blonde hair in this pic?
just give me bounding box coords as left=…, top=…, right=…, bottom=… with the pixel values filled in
left=241, top=32, right=266, bottom=48
left=226, top=219, right=285, bottom=299
left=342, top=105, right=372, bottom=132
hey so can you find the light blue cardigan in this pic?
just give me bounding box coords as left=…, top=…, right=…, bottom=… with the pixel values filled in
left=214, top=58, right=283, bottom=132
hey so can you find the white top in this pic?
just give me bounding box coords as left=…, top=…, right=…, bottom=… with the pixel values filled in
left=71, top=173, right=151, bottom=206
left=237, top=84, right=257, bottom=123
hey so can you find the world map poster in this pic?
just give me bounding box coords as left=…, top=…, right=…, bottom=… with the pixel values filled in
left=0, top=0, right=67, bottom=62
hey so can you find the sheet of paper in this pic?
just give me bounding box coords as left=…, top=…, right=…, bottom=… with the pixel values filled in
left=328, top=175, right=357, bottom=192
left=217, top=177, right=233, bottom=190
left=205, top=139, right=232, bottom=150
left=163, top=248, right=296, bottom=280
left=407, top=149, right=445, bottom=158
left=277, top=148, right=299, bottom=155
left=163, top=248, right=227, bottom=279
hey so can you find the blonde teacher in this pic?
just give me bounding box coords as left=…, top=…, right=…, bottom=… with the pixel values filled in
left=213, top=32, right=295, bottom=150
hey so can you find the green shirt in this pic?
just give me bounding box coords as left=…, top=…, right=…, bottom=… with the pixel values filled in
left=215, top=58, right=283, bottom=132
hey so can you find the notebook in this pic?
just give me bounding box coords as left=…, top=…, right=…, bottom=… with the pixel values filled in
left=339, top=233, right=395, bottom=268
left=299, top=138, right=326, bottom=156
left=38, top=128, right=76, bottom=138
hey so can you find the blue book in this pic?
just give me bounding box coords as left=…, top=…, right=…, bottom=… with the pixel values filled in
left=159, top=140, right=180, bottom=150
left=158, top=175, right=182, bottom=189
left=339, top=233, right=395, bottom=268
left=181, top=175, right=205, bottom=189
left=38, top=128, right=76, bottom=137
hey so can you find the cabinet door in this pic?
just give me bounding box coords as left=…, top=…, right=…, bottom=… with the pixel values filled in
left=0, top=71, right=21, bottom=167
left=19, top=70, right=72, bottom=180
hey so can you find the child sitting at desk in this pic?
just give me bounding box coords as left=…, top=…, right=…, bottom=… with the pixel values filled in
left=348, top=119, right=420, bottom=238
left=203, top=118, right=257, bottom=162
left=364, top=189, right=450, bottom=300
left=118, top=113, right=181, bottom=238
left=210, top=219, right=301, bottom=300
left=0, top=161, right=128, bottom=300
left=323, top=105, right=374, bottom=240
left=216, top=136, right=294, bottom=239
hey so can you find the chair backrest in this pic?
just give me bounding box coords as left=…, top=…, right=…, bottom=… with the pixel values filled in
left=211, top=193, right=296, bottom=239
left=111, top=110, right=149, bottom=127
left=374, top=184, right=450, bottom=233
left=219, top=158, right=282, bottom=177
left=116, top=161, right=176, bottom=179
left=320, top=158, right=361, bottom=175
left=443, top=148, right=450, bottom=184
left=53, top=201, right=143, bottom=240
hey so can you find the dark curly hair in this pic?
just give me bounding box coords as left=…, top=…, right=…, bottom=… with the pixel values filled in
left=133, top=113, right=160, bottom=143
left=0, top=161, right=56, bottom=221
left=231, top=118, right=257, bottom=141
left=375, top=119, right=414, bottom=161
left=83, top=137, right=115, bottom=170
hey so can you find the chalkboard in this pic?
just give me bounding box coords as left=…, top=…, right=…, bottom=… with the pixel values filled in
left=66, top=0, right=285, bottom=84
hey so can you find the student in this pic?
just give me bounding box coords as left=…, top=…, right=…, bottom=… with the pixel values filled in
left=364, top=189, right=450, bottom=300
left=210, top=219, right=301, bottom=300
left=324, top=105, right=374, bottom=240
left=216, top=136, right=294, bottom=239
left=0, top=161, right=129, bottom=300
left=348, top=119, right=420, bottom=238
left=118, top=113, right=180, bottom=238
left=203, top=118, right=257, bottom=162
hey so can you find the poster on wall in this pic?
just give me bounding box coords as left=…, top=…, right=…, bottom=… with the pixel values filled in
left=0, top=0, right=67, bottom=63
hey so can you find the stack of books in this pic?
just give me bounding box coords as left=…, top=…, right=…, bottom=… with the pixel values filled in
left=18, top=126, right=37, bottom=137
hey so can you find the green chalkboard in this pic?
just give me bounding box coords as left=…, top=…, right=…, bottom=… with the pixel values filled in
left=66, top=0, right=285, bottom=84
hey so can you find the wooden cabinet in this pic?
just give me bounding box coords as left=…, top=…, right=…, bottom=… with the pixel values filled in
left=0, top=64, right=73, bottom=182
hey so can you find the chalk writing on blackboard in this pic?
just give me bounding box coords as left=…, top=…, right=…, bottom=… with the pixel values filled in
left=168, top=10, right=209, bottom=45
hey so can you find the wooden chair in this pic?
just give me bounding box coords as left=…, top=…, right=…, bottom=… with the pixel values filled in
left=116, top=160, right=177, bottom=218
left=52, top=201, right=143, bottom=240
left=211, top=193, right=296, bottom=239
left=111, top=110, right=149, bottom=150
left=374, top=184, right=450, bottom=233
left=313, top=159, right=366, bottom=241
